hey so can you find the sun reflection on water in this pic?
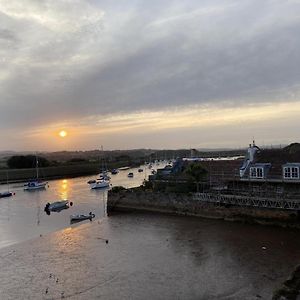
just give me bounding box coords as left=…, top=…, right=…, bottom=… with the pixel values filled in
left=60, top=179, right=69, bottom=200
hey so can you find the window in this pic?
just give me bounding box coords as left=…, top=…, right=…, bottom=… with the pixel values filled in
left=284, top=166, right=299, bottom=179
left=257, top=168, right=263, bottom=178
left=250, top=168, right=256, bottom=177
left=292, top=167, right=299, bottom=178
left=284, top=167, right=291, bottom=178
left=250, top=167, right=264, bottom=178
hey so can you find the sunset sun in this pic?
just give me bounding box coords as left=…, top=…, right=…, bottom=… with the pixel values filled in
left=59, top=130, right=67, bottom=138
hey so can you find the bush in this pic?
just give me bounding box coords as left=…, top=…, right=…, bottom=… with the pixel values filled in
left=111, top=186, right=127, bottom=193
left=7, top=155, right=50, bottom=169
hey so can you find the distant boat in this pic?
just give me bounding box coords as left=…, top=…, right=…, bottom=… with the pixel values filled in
left=127, top=172, right=134, bottom=178
left=44, top=200, right=72, bottom=212
left=70, top=212, right=95, bottom=222
left=0, top=191, right=13, bottom=198
left=119, top=166, right=130, bottom=170
left=88, top=146, right=110, bottom=189
left=89, top=178, right=110, bottom=189
left=111, top=169, right=119, bottom=175
left=24, top=179, right=48, bottom=191
left=24, top=156, right=48, bottom=191
left=1, top=171, right=14, bottom=198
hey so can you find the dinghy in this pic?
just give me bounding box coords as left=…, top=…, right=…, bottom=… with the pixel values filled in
left=70, top=212, right=95, bottom=222
left=0, top=191, right=13, bottom=198
left=44, top=200, right=72, bottom=212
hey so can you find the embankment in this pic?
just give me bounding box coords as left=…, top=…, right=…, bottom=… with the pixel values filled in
left=0, top=163, right=100, bottom=183
left=107, top=189, right=300, bottom=228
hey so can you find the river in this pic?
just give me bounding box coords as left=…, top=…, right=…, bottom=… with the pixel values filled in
left=0, top=164, right=153, bottom=249
left=0, top=163, right=299, bottom=299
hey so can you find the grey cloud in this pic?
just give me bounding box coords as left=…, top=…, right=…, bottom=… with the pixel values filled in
left=1, top=0, right=300, bottom=130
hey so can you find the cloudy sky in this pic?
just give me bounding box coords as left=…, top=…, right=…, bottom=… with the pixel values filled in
left=1, top=0, right=300, bottom=151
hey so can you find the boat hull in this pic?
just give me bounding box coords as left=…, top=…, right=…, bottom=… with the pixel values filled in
left=0, top=192, right=13, bottom=198
left=90, top=180, right=109, bottom=189
left=24, top=182, right=47, bottom=191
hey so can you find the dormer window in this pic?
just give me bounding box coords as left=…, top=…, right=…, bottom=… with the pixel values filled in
left=283, top=166, right=299, bottom=179
left=250, top=167, right=264, bottom=178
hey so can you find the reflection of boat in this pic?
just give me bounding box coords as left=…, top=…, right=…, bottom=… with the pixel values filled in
left=70, top=212, right=95, bottom=222
left=89, top=178, right=110, bottom=189
left=44, top=200, right=72, bottom=212
left=128, top=172, right=134, bottom=178
left=111, top=169, right=119, bottom=175
left=138, top=168, right=143, bottom=172
left=0, top=191, right=13, bottom=198
left=24, top=156, right=48, bottom=191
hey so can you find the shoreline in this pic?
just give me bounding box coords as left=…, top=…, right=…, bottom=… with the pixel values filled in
left=0, top=163, right=99, bottom=184
left=0, top=162, right=141, bottom=185
left=107, top=189, right=300, bottom=229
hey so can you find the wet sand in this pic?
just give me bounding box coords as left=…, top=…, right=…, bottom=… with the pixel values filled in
left=0, top=212, right=299, bottom=299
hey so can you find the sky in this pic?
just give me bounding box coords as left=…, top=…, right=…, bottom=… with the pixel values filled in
left=1, top=0, right=300, bottom=151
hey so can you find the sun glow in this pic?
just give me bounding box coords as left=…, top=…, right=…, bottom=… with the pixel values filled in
left=59, top=130, right=67, bottom=138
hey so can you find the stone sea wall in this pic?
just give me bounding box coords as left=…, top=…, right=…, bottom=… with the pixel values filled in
left=107, top=189, right=300, bottom=228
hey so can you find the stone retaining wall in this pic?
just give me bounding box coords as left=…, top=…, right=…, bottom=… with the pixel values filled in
left=107, top=189, right=300, bottom=228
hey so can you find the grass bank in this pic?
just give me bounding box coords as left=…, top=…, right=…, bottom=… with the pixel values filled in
left=0, top=163, right=100, bottom=184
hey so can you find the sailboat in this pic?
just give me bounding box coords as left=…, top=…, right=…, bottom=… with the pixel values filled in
left=24, top=156, right=48, bottom=191
left=88, top=146, right=110, bottom=190
left=0, top=171, right=14, bottom=198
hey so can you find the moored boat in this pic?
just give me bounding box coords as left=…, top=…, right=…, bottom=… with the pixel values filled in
left=127, top=172, right=134, bottom=178
left=138, top=168, right=143, bottom=172
left=0, top=191, right=13, bottom=198
left=24, top=180, right=48, bottom=191
left=24, top=156, right=48, bottom=191
left=44, top=200, right=72, bottom=212
left=70, top=212, right=95, bottom=222
left=89, top=178, right=110, bottom=189
left=119, top=166, right=130, bottom=170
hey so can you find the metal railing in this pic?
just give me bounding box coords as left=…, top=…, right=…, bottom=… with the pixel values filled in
left=193, top=193, right=300, bottom=211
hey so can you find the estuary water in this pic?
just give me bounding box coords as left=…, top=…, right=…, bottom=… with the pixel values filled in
left=0, top=164, right=299, bottom=299
left=0, top=164, right=152, bottom=248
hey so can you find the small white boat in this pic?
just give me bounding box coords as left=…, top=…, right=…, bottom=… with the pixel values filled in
left=24, top=180, right=48, bottom=191
left=89, top=178, right=110, bottom=189
left=44, top=200, right=72, bottom=212
left=0, top=191, right=13, bottom=198
left=24, top=156, right=48, bottom=191
left=127, top=172, right=134, bottom=178
left=70, top=212, right=95, bottom=222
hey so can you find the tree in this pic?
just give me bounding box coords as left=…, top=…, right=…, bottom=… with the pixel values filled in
left=7, top=155, right=50, bottom=169
left=185, top=163, right=208, bottom=193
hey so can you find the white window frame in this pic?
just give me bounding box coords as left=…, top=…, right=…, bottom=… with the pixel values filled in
left=291, top=167, right=299, bottom=178
left=250, top=167, right=264, bottom=179
left=284, top=167, right=291, bottom=178
left=283, top=166, right=299, bottom=179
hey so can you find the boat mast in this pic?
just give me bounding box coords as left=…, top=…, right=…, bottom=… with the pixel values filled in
left=36, top=155, right=39, bottom=179
left=6, top=171, right=9, bottom=192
